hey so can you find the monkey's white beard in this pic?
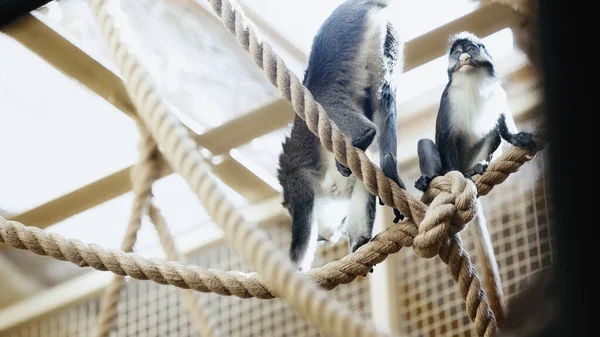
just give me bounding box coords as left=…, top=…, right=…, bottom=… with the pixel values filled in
left=448, top=69, right=508, bottom=146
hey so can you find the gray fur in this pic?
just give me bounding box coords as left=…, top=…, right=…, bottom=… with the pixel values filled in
left=277, top=0, right=406, bottom=271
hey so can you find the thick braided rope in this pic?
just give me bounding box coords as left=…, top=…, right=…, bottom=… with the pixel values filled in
left=95, top=123, right=216, bottom=337
left=414, top=172, right=477, bottom=258
left=0, top=0, right=541, bottom=333
left=0, top=0, right=543, bottom=334
left=95, top=123, right=161, bottom=337
left=440, top=235, right=497, bottom=337
left=86, top=1, right=388, bottom=337
left=205, top=0, right=426, bottom=223
left=0, top=174, right=497, bottom=334
left=0, top=215, right=416, bottom=297
left=203, top=0, right=504, bottom=334
left=149, top=203, right=217, bottom=337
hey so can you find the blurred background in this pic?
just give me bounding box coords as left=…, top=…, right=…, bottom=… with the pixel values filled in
left=0, top=0, right=550, bottom=336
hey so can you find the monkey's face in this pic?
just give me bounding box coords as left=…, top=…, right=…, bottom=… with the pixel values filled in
left=447, top=38, right=494, bottom=77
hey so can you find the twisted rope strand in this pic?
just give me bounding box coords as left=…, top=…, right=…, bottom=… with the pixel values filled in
left=86, top=1, right=388, bottom=337
left=0, top=0, right=546, bottom=335
left=149, top=203, right=217, bottom=337
left=439, top=235, right=498, bottom=337
left=198, top=4, right=546, bottom=333
left=206, top=0, right=425, bottom=223
left=95, top=124, right=161, bottom=337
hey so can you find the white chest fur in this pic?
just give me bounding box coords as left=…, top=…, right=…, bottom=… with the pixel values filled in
left=448, top=70, right=508, bottom=146
left=313, top=149, right=356, bottom=242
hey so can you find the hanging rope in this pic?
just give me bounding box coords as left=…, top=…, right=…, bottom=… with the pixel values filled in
left=85, top=1, right=390, bottom=337
left=94, top=122, right=161, bottom=337
left=94, top=121, right=216, bottom=337
left=148, top=202, right=218, bottom=337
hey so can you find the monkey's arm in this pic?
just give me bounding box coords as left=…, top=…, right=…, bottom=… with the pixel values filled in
left=498, top=113, right=537, bottom=149
left=375, top=83, right=405, bottom=222
left=415, top=138, right=443, bottom=192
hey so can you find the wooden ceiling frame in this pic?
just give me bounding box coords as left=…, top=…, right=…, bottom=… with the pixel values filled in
left=1, top=1, right=525, bottom=235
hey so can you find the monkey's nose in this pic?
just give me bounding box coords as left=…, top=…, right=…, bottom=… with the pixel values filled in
left=459, top=53, right=471, bottom=63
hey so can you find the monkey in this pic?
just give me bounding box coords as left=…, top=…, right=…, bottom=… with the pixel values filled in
left=276, top=0, right=407, bottom=272
left=413, top=31, right=537, bottom=323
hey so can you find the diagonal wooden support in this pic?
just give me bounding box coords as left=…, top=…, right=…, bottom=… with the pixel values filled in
left=2, top=13, right=284, bottom=231
left=1, top=0, right=525, bottom=233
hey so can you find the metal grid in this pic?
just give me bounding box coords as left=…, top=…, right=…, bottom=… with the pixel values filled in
left=2, top=147, right=553, bottom=337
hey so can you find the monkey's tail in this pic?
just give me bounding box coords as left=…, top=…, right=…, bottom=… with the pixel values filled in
left=469, top=199, right=507, bottom=326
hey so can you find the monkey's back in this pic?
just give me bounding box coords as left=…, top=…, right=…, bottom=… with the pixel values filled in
left=303, top=0, right=389, bottom=110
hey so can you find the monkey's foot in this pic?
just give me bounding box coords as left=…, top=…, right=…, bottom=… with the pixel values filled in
left=377, top=197, right=404, bottom=223
left=392, top=209, right=404, bottom=223
left=511, top=131, right=537, bottom=149
left=415, top=175, right=434, bottom=192
left=465, top=162, right=488, bottom=179
left=336, top=160, right=352, bottom=177
left=474, top=162, right=488, bottom=175
left=350, top=235, right=371, bottom=254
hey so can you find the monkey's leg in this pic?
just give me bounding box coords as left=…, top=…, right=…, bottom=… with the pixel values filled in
left=327, top=108, right=377, bottom=177
left=288, top=176, right=319, bottom=272
left=346, top=181, right=377, bottom=254
left=376, top=82, right=405, bottom=222
left=415, top=138, right=443, bottom=192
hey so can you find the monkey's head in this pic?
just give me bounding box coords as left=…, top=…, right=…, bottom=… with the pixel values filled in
left=447, top=31, right=495, bottom=79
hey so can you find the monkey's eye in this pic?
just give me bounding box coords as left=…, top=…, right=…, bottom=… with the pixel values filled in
left=467, top=46, right=476, bottom=53
left=454, top=50, right=462, bottom=56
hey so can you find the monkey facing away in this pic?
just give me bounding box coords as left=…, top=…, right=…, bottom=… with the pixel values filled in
left=276, top=0, right=406, bottom=272
left=414, top=32, right=537, bottom=323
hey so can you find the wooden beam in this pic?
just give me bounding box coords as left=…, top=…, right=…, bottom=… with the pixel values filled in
left=5, top=99, right=287, bottom=234
left=3, top=1, right=522, bottom=232
left=195, top=99, right=293, bottom=156
left=2, top=13, right=137, bottom=118
left=211, top=154, right=279, bottom=203
left=403, top=2, right=523, bottom=71
left=2, top=14, right=283, bottom=231
left=0, top=195, right=287, bottom=333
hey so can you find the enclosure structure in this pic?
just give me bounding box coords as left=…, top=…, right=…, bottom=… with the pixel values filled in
left=0, top=1, right=549, bottom=337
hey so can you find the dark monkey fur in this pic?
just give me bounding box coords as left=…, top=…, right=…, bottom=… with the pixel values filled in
left=414, top=31, right=537, bottom=323
left=276, top=0, right=406, bottom=272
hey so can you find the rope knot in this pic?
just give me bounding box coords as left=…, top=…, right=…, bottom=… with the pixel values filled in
left=413, top=171, right=478, bottom=258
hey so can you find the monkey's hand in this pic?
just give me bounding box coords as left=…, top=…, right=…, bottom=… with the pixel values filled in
left=414, top=174, right=436, bottom=192
left=464, top=162, right=488, bottom=179
left=510, top=131, right=537, bottom=150
left=335, top=160, right=352, bottom=177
